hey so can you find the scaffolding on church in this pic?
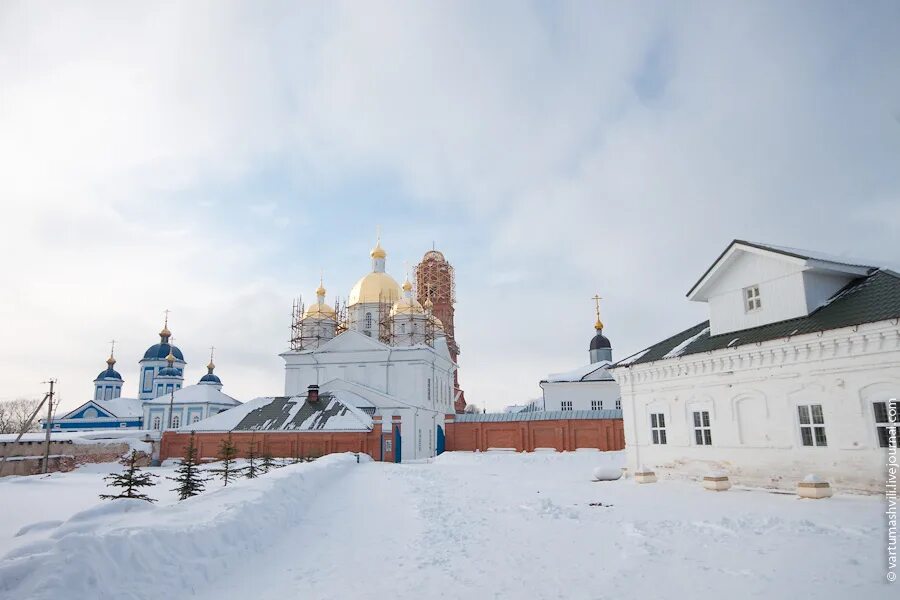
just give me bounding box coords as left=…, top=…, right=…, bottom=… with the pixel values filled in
left=414, top=251, right=458, bottom=357
left=290, top=295, right=347, bottom=351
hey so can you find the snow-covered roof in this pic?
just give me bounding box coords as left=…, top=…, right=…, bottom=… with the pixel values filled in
left=144, top=384, right=240, bottom=406
left=542, top=362, right=614, bottom=383
left=182, top=391, right=373, bottom=433
left=58, top=397, right=144, bottom=420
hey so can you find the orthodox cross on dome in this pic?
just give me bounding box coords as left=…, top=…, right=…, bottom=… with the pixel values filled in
left=108, top=339, right=116, bottom=358
left=209, top=346, right=215, bottom=361
left=163, top=309, right=170, bottom=328
left=592, top=294, right=604, bottom=330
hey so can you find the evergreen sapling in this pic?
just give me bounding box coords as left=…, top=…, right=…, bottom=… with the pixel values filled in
left=100, top=450, right=158, bottom=502
left=210, top=432, right=239, bottom=486
left=168, top=431, right=207, bottom=500
left=245, top=440, right=259, bottom=479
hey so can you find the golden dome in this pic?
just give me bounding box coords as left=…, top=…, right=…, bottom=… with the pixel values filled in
left=165, top=349, right=176, bottom=363
left=370, top=240, right=386, bottom=259
left=402, top=278, right=413, bottom=292
left=390, top=297, right=424, bottom=317
left=207, top=360, right=215, bottom=371
left=595, top=318, right=604, bottom=331
left=348, top=272, right=402, bottom=306
left=315, top=282, right=326, bottom=296
left=107, top=355, right=116, bottom=366
left=160, top=326, right=171, bottom=338
left=424, top=296, right=434, bottom=311
left=305, top=301, right=336, bottom=320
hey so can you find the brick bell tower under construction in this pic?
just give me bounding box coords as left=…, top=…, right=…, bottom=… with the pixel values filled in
left=415, top=249, right=467, bottom=413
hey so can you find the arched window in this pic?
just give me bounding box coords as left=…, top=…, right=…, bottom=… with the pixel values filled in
left=192, top=414, right=201, bottom=424
left=401, top=323, right=406, bottom=334
left=365, top=312, right=373, bottom=329
left=152, top=416, right=161, bottom=430
left=172, top=415, right=181, bottom=428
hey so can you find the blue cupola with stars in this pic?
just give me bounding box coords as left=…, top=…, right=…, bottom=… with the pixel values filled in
left=198, top=347, right=223, bottom=390
left=138, top=312, right=186, bottom=400
left=93, top=341, right=124, bottom=401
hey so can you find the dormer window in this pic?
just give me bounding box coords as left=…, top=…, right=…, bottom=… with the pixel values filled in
left=744, top=285, right=761, bottom=312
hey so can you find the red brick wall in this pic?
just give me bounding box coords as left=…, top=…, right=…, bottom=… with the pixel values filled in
left=160, top=424, right=388, bottom=462
left=444, top=418, right=624, bottom=452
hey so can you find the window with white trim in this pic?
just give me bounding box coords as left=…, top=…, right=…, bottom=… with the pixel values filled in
left=693, top=410, right=712, bottom=445
left=874, top=399, right=899, bottom=448
left=650, top=413, right=667, bottom=444
left=192, top=414, right=201, bottom=424
left=798, top=404, right=827, bottom=447
left=615, top=399, right=621, bottom=410
left=171, top=415, right=180, bottom=428
left=152, top=416, right=161, bottom=430
left=561, top=401, right=573, bottom=411
left=365, top=312, right=373, bottom=329
left=591, top=400, right=603, bottom=410
left=744, top=285, right=761, bottom=312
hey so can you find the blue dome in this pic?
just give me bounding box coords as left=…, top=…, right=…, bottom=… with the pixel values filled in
left=94, top=367, right=122, bottom=381
left=199, top=373, right=222, bottom=385
left=157, top=366, right=183, bottom=378
left=143, top=343, right=184, bottom=361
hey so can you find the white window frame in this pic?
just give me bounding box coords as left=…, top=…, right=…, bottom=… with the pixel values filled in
left=561, top=400, right=573, bottom=411
left=615, top=399, right=622, bottom=411
left=171, top=415, right=181, bottom=428
left=798, top=404, right=827, bottom=447
left=650, top=412, right=667, bottom=444
left=591, top=400, right=603, bottom=411
left=152, top=416, right=161, bottom=430
left=365, top=312, right=373, bottom=329
left=744, top=285, right=762, bottom=312
left=192, top=414, right=201, bottom=424
left=874, top=399, right=899, bottom=449
left=693, top=410, right=712, bottom=446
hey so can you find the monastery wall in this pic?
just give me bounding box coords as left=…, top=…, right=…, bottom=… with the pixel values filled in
left=0, top=439, right=140, bottom=477
left=444, top=415, right=625, bottom=453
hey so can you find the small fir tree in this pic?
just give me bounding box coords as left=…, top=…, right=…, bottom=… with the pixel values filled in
left=167, top=431, right=206, bottom=500
left=100, top=450, right=158, bottom=502
left=245, top=440, right=259, bottom=479
left=260, top=451, right=276, bottom=474
left=209, top=432, right=239, bottom=486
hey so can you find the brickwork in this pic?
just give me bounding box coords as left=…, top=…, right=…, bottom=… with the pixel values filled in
left=0, top=439, right=140, bottom=477
left=444, top=416, right=624, bottom=453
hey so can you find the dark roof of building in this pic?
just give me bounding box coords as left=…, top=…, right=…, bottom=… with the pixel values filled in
left=143, top=342, right=184, bottom=361
left=589, top=331, right=611, bottom=350
left=94, top=367, right=122, bottom=381
left=614, top=269, right=900, bottom=368
left=232, top=394, right=368, bottom=431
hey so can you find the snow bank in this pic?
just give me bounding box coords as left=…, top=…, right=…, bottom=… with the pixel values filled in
left=0, top=453, right=364, bottom=600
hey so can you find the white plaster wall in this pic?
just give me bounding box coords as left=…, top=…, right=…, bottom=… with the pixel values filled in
left=540, top=380, right=621, bottom=411
left=614, top=319, right=900, bottom=493
left=705, top=251, right=808, bottom=335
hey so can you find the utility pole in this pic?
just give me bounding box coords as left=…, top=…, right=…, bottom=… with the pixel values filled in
left=41, top=379, right=56, bottom=474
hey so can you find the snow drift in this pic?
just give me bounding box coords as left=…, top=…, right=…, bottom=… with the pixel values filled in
left=0, top=453, right=364, bottom=600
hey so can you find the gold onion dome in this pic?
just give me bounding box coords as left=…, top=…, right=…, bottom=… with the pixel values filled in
left=370, top=240, right=386, bottom=259
left=315, top=282, right=326, bottom=296
left=595, top=318, right=604, bottom=331
left=106, top=354, right=116, bottom=366
left=160, top=325, right=171, bottom=338
left=207, top=359, right=215, bottom=371
left=391, top=296, right=425, bottom=316
left=305, top=300, right=336, bottom=320
left=165, top=349, right=176, bottom=363
left=402, top=278, right=413, bottom=292
left=348, top=273, right=402, bottom=305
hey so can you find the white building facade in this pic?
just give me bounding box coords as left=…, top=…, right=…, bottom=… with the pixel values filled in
left=611, top=241, right=900, bottom=493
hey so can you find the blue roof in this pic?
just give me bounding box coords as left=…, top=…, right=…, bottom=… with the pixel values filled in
left=94, top=367, right=122, bottom=381
left=157, top=366, right=183, bottom=378
left=199, top=373, right=222, bottom=384
left=143, top=343, right=184, bottom=361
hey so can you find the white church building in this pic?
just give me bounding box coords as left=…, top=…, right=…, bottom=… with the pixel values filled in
left=610, top=240, right=900, bottom=493
left=535, top=299, right=621, bottom=413
left=274, top=238, right=457, bottom=461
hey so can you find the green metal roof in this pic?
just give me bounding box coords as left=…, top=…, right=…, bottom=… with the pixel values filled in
left=614, top=269, right=900, bottom=368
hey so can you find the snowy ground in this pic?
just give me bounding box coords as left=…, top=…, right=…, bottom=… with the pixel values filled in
left=0, top=451, right=892, bottom=599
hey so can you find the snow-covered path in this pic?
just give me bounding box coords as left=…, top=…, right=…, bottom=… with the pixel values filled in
left=195, top=452, right=888, bottom=600
left=2, top=451, right=890, bottom=599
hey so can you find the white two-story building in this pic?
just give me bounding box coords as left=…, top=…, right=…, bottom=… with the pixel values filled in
left=610, top=240, right=899, bottom=493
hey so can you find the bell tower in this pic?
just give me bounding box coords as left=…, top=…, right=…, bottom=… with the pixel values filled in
left=415, top=248, right=466, bottom=413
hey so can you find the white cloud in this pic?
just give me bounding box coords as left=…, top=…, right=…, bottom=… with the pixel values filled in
left=1, top=1, right=898, bottom=410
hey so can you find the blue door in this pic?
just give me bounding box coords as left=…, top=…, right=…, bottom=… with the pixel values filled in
left=394, top=425, right=402, bottom=463
left=436, top=425, right=445, bottom=455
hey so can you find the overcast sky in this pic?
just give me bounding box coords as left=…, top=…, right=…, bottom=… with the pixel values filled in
left=2, top=1, right=899, bottom=413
